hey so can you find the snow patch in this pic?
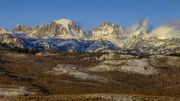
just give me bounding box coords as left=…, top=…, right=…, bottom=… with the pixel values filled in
left=88, top=59, right=157, bottom=75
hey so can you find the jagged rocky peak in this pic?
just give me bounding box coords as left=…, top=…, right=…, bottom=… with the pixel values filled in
left=54, top=19, right=74, bottom=27
left=27, top=18, right=86, bottom=39
left=53, top=19, right=79, bottom=32
left=54, top=19, right=86, bottom=38
left=12, top=24, right=32, bottom=33
left=126, top=17, right=150, bottom=36
left=91, top=22, right=126, bottom=43
left=92, top=22, right=125, bottom=34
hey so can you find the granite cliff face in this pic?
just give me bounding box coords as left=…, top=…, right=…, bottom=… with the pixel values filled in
left=12, top=24, right=32, bottom=33
left=26, top=19, right=86, bottom=39
left=91, top=22, right=127, bottom=43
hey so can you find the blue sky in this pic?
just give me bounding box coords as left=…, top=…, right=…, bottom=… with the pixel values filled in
left=0, top=0, right=179, bottom=30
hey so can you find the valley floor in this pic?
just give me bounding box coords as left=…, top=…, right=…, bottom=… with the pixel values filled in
left=0, top=49, right=180, bottom=100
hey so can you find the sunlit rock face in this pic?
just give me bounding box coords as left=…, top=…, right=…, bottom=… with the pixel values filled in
left=90, top=22, right=127, bottom=45
left=151, top=20, right=180, bottom=39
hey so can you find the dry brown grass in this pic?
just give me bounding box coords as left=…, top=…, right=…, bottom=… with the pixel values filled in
left=0, top=50, right=179, bottom=98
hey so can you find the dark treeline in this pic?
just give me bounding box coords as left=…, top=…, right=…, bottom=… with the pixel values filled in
left=0, top=43, right=39, bottom=54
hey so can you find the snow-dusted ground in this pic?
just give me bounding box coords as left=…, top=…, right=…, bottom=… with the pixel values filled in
left=45, top=54, right=159, bottom=84
left=0, top=85, right=34, bottom=96
left=45, top=64, right=108, bottom=83
left=88, top=59, right=157, bottom=75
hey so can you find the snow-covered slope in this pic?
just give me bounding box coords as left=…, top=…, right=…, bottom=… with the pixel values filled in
left=151, top=20, right=180, bottom=39
left=27, top=39, right=118, bottom=52
left=85, top=39, right=118, bottom=52
left=123, top=36, right=180, bottom=56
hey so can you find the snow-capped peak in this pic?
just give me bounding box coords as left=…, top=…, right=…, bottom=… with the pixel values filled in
left=26, top=18, right=86, bottom=39
left=90, top=22, right=127, bottom=47
left=54, top=18, right=74, bottom=27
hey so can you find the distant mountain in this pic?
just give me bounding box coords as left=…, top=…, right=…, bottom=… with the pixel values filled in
left=0, top=18, right=179, bottom=56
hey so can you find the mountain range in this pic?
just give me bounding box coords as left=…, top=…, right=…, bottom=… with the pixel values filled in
left=0, top=18, right=179, bottom=56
